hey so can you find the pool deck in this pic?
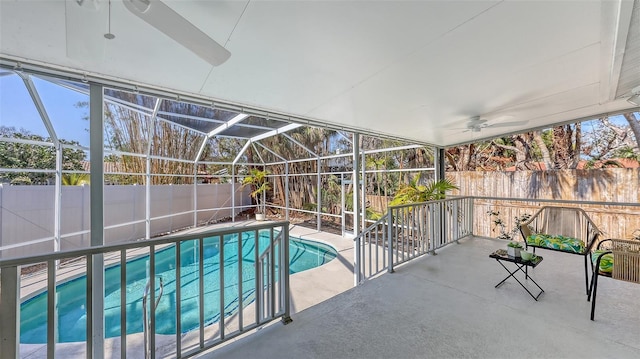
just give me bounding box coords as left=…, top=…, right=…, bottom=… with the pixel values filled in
left=200, top=236, right=640, bottom=359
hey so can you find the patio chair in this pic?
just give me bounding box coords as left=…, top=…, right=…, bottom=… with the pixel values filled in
left=518, top=206, right=601, bottom=295
left=588, top=239, right=640, bottom=320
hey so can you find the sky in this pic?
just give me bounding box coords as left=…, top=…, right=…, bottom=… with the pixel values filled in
left=0, top=74, right=89, bottom=147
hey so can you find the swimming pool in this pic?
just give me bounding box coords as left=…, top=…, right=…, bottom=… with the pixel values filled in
left=20, top=232, right=337, bottom=344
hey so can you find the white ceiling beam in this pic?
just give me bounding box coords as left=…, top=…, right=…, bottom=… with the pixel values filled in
left=195, top=113, right=249, bottom=163
left=19, top=73, right=59, bottom=146
left=250, top=123, right=302, bottom=142
left=207, top=113, right=249, bottom=137
left=255, top=142, right=287, bottom=162
left=233, top=140, right=252, bottom=165
left=251, top=142, right=266, bottom=164
left=207, top=113, right=249, bottom=138
left=600, top=0, right=634, bottom=102
left=282, top=133, right=317, bottom=157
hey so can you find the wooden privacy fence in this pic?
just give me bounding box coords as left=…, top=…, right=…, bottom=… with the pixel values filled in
left=449, top=169, right=640, bottom=240
left=471, top=198, right=640, bottom=240
left=366, top=168, right=639, bottom=240
left=449, top=169, right=640, bottom=204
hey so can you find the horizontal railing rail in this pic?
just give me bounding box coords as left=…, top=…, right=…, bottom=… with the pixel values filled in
left=471, top=196, right=640, bottom=240
left=353, top=216, right=390, bottom=284
left=354, top=196, right=474, bottom=284
left=387, top=196, right=474, bottom=273
left=0, top=221, right=291, bottom=359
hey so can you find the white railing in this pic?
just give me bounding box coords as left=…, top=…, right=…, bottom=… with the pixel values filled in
left=0, top=221, right=291, bottom=359
left=354, top=197, right=474, bottom=284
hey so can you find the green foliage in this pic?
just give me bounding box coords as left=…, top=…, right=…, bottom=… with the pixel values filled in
left=62, top=173, right=90, bottom=185
left=366, top=208, right=383, bottom=221
left=10, top=176, right=32, bottom=185
left=321, top=175, right=341, bottom=214
left=507, top=241, right=523, bottom=249
left=488, top=211, right=531, bottom=240
left=582, top=159, right=623, bottom=169
left=0, top=126, right=85, bottom=184
left=388, top=175, right=457, bottom=206
left=242, top=168, right=270, bottom=214
left=302, top=202, right=316, bottom=211
left=612, top=146, right=640, bottom=162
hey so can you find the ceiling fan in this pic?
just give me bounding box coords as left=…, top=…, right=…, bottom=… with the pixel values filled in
left=66, top=0, right=231, bottom=66
left=463, top=116, right=528, bottom=133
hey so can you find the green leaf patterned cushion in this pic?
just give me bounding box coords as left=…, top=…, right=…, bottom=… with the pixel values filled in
left=526, top=234, right=585, bottom=254
left=591, top=250, right=613, bottom=274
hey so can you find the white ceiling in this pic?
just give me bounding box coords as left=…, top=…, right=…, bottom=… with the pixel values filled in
left=1, top=0, right=638, bottom=147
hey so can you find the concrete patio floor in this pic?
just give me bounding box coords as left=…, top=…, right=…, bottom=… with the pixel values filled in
left=201, top=236, right=640, bottom=359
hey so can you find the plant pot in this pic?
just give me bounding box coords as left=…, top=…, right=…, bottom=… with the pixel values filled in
left=507, top=247, right=521, bottom=257
left=255, top=213, right=265, bottom=221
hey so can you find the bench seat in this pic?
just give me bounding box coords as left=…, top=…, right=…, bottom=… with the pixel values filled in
left=526, top=234, right=585, bottom=254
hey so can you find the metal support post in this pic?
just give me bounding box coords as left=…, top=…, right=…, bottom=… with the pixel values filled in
left=89, top=83, right=105, bottom=359
left=145, top=100, right=159, bottom=239
left=387, top=210, right=394, bottom=273
left=354, top=234, right=361, bottom=285
left=435, top=147, right=446, bottom=252
left=469, top=197, right=475, bottom=236
left=231, top=164, right=236, bottom=222
left=21, top=74, right=61, bottom=253
left=361, top=149, right=366, bottom=233
left=340, top=173, right=345, bottom=237
left=193, top=165, right=198, bottom=227
left=317, top=157, right=321, bottom=231
left=436, top=147, right=445, bottom=181
left=54, top=144, right=62, bottom=253
left=352, top=133, right=360, bottom=237
left=281, top=225, right=292, bottom=324
left=285, top=162, right=290, bottom=221
left=0, top=184, right=3, bottom=256
left=0, top=266, right=20, bottom=359
left=145, top=154, right=152, bottom=239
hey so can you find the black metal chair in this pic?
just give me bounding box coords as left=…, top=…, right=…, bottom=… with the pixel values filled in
left=588, top=238, right=640, bottom=320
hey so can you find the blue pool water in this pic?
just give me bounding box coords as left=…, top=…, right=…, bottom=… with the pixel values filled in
left=20, top=232, right=337, bottom=344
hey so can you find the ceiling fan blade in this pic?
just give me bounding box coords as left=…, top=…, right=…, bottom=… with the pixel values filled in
left=65, top=0, right=106, bottom=60
left=486, top=120, right=529, bottom=128
left=123, top=0, right=231, bottom=66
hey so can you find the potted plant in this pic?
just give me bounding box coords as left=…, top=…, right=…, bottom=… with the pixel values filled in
left=507, top=241, right=523, bottom=257
left=242, top=168, right=270, bottom=221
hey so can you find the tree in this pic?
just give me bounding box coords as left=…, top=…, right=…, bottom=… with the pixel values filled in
left=0, top=126, right=85, bottom=184
left=623, top=112, right=640, bottom=153
left=444, top=112, right=640, bottom=171
left=77, top=95, right=222, bottom=185
left=581, top=115, right=639, bottom=164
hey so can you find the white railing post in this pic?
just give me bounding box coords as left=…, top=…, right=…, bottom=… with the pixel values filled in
left=317, top=157, right=321, bottom=231
left=0, top=266, right=20, bottom=359
left=281, top=225, right=292, bottom=324
left=340, top=173, right=345, bottom=237
left=387, top=209, right=394, bottom=273
left=354, top=234, right=361, bottom=285
left=469, top=197, right=475, bottom=236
